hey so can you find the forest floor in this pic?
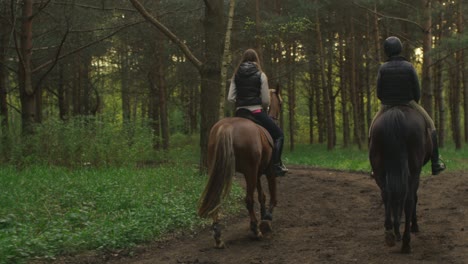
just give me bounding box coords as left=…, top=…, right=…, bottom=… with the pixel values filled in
left=49, top=166, right=467, bottom=264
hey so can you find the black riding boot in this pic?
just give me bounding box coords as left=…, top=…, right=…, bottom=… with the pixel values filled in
left=273, top=137, right=287, bottom=177
left=431, top=131, right=446, bottom=175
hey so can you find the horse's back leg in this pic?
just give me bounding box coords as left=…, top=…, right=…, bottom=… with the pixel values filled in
left=383, top=190, right=396, bottom=247
left=264, top=172, right=277, bottom=220
left=244, top=169, right=262, bottom=239
left=211, top=212, right=225, bottom=249
left=392, top=200, right=403, bottom=241
left=256, top=174, right=267, bottom=220
left=402, top=192, right=415, bottom=253
left=257, top=173, right=273, bottom=233
left=411, top=193, right=419, bottom=233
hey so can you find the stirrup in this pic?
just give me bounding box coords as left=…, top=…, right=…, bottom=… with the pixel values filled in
left=431, top=160, right=446, bottom=175
left=274, top=164, right=286, bottom=177
left=280, top=163, right=289, bottom=172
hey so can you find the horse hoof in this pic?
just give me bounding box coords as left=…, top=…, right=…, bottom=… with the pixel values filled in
left=214, top=241, right=225, bottom=249
left=262, top=212, right=273, bottom=221
left=259, top=220, right=272, bottom=233
left=250, top=230, right=263, bottom=240
left=401, top=244, right=411, bottom=254
left=385, top=231, right=396, bottom=247
left=395, top=233, right=402, bottom=241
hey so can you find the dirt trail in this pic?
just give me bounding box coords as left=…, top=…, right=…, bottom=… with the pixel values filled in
left=54, top=166, right=467, bottom=264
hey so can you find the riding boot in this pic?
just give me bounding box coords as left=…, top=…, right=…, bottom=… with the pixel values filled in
left=277, top=136, right=288, bottom=173
left=272, top=137, right=286, bottom=177
left=431, top=130, right=446, bottom=175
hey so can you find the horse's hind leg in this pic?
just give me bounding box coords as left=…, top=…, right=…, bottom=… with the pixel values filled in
left=256, top=175, right=267, bottom=220
left=257, top=174, right=274, bottom=234
left=401, top=195, right=415, bottom=253
left=245, top=172, right=262, bottom=239
left=411, top=193, right=419, bottom=233
left=265, top=172, right=277, bottom=221
left=383, top=191, right=396, bottom=247
left=211, top=212, right=225, bottom=249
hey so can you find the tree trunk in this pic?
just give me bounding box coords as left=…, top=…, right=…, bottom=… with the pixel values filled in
left=18, top=0, right=37, bottom=135
left=458, top=0, right=467, bottom=143
left=0, top=11, right=8, bottom=133
left=219, top=0, right=236, bottom=118
left=286, top=43, right=296, bottom=151
left=199, top=0, right=224, bottom=170
left=0, top=5, right=9, bottom=157
left=339, top=32, right=350, bottom=147
left=72, top=54, right=82, bottom=116
left=307, top=55, right=315, bottom=144
left=454, top=0, right=464, bottom=149
left=81, top=54, right=92, bottom=116
left=365, top=13, right=372, bottom=134
left=315, top=1, right=333, bottom=150
left=148, top=73, right=161, bottom=150
left=57, top=64, right=68, bottom=120
left=373, top=3, right=381, bottom=63
left=120, top=41, right=131, bottom=122
left=327, top=30, right=336, bottom=148
left=255, top=0, right=262, bottom=61
left=420, top=0, right=433, bottom=117
left=449, top=60, right=461, bottom=149
left=154, top=37, right=169, bottom=150
left=433, top=7, right=445, bottom=147
left=349, top=16, right=362, bottom=149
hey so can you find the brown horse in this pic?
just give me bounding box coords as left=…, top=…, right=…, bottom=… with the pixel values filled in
left=198, top=89, right=281, bottom=249
left=369, top=105, right=432, bottom=253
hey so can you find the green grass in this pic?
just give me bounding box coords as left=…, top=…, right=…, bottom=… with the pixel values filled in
left=284, top=143, right=467, bottom=176
left=0, top=164, right=243, bottom=263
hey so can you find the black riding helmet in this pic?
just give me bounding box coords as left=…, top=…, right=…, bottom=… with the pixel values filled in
left=383, top=36, right=402, bottom=57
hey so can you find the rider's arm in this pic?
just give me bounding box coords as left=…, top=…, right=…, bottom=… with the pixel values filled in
left=227, top=78, right=236, bottom=103
left=260, top=73, right=270, bottom=110
left=376, top=67, right=383, bottom=102
left=410, top=66, right=421, bottom=103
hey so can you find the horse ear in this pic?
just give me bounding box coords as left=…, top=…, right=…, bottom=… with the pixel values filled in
left=275, top=83, right=281, bottom=95
left=275, top=83, right=283, bottom=104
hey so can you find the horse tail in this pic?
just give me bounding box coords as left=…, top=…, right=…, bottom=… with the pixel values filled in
left=382, top=108, right=409, bottom=222
left=198, top=124, right=236, bottom=218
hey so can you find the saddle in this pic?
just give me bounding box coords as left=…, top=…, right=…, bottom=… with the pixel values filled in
left=369, top=104, right=432, bottom=139
left=235, top=109, right=274, bottom=148
left=235, top=109, right=261, bottom=125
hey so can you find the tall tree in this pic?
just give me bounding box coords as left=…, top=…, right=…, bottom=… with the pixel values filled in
left=17, top=0, right=36, bottom=135
left=420, top=0, right=434, bottom=117
left=219, top=0, right=236, bottom=118
left=129, top=0, right=224, bottom=170
left=315, top=0, right=333, bottom=150
left=0, top=2, right=9, bottom=134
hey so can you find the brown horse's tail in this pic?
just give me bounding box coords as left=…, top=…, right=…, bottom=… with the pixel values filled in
left=198, top=124, right=236, bottom=218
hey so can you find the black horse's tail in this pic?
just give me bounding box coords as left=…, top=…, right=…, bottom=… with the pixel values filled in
left=381, top=108, right=409, bottom=225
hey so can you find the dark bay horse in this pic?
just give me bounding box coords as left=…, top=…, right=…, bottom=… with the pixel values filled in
left=369, top=105, right=432, bottom=253
left=198, top=89, right=281, bottom=248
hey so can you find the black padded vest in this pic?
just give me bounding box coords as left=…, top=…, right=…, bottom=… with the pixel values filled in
left=234, top=62, right=262, bottom=107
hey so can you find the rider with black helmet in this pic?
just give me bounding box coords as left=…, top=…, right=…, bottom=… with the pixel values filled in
left=370, top=36, right=446, bottom=175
